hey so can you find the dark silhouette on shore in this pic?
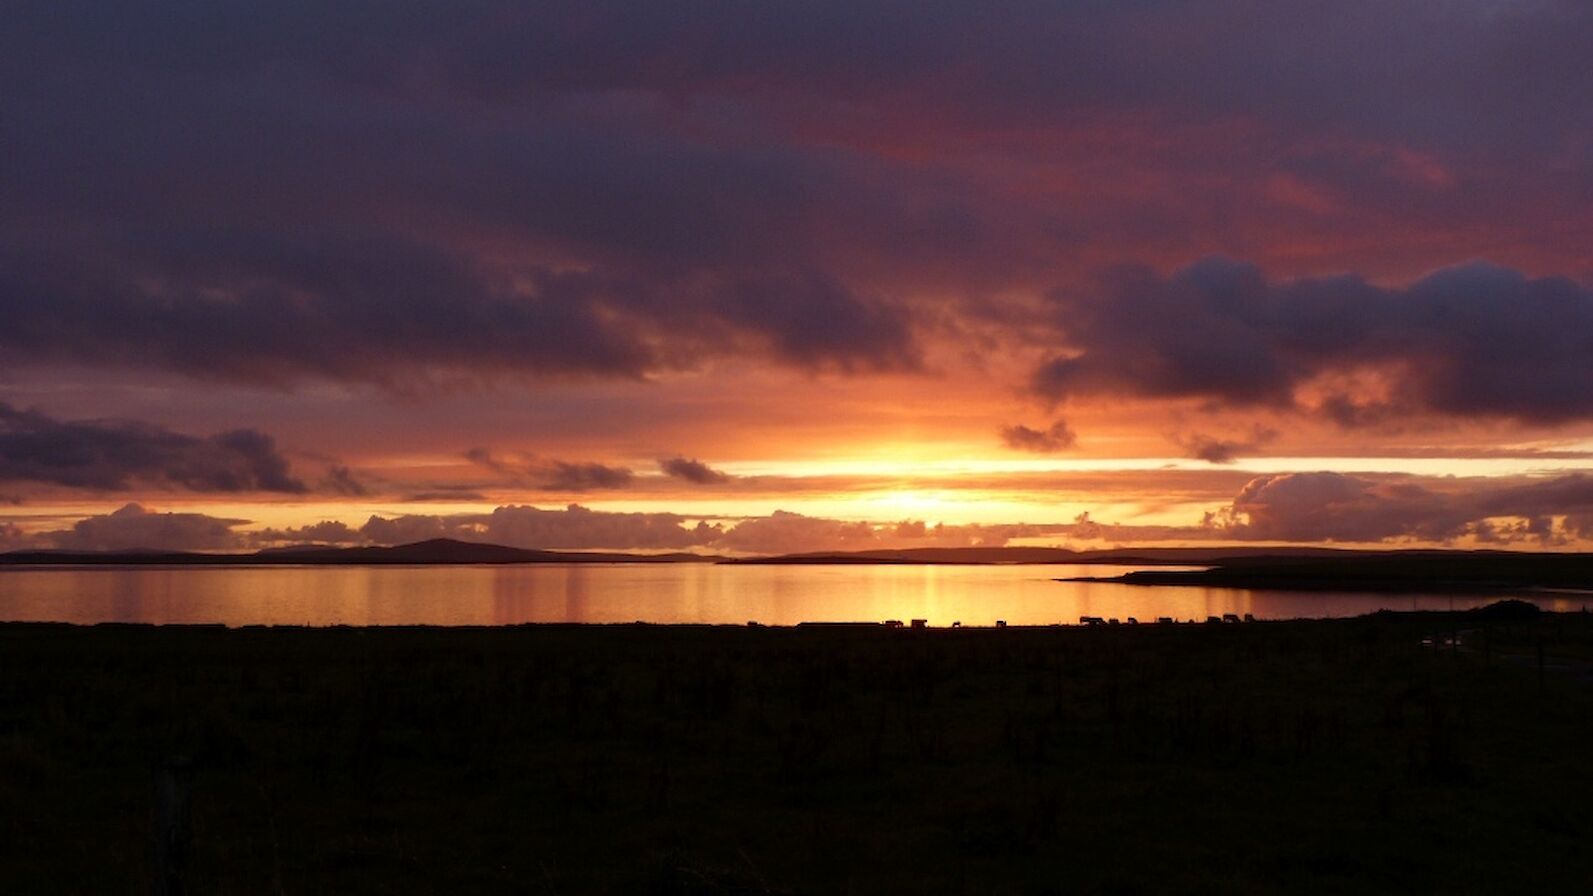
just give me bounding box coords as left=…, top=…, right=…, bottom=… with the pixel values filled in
left=2, top=607, right=1590, bottom=892
left=1069, top=551, right=1593, bottom=594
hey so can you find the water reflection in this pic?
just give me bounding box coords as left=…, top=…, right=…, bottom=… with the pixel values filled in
left=0, top=563, right=1584, bottom=627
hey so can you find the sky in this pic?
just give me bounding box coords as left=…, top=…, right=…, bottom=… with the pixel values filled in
left=5, top=1, right=1593, bottom=554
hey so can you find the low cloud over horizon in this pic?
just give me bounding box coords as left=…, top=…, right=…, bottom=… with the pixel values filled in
left=9, top=467, right=1593, bottom=555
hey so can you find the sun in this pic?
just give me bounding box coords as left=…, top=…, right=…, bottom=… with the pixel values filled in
left=868, top=490, right=951, bottom=521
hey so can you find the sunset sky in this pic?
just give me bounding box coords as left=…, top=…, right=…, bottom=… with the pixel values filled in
left=5, top=1, right=1593, bottom=553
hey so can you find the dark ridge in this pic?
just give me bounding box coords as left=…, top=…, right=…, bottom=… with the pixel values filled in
left=0, top=538, right=719, bottom=566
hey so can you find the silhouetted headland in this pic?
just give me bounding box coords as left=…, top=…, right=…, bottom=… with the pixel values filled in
left=1068, top=550, right=1593, bottom=594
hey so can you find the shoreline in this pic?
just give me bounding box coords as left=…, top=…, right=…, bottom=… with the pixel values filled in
left=4, top=606, right=1590, bottom=892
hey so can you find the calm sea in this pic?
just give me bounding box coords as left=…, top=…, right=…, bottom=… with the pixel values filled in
left=0, top=563, right=1585, bottom=627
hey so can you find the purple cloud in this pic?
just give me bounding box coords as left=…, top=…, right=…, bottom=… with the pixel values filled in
left=464, top=449, right=634, bottom=491
left=1174, top=426, right=1279, bottom=464
left=8, top=2, right=1592, bottom=398
left=659, top=457, right=732, bottom=484
left=0, top=402, right=304, bottom=493
left=1000, top=421, right=1077, bottom=453
left=45, top=503, right=249, bottom=552
left=1208, top=471, right=1593, bottom=544
left=1032, top=259, right=1593, bottom=424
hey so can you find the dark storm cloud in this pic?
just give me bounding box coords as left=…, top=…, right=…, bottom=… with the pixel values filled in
left=0, top=234, right=657, bottom=387
left=7, top=2, right=1593, bottom=393
left=1210, top=472, right=1471, bottom=543
left=16, top=1, right=1586, bottom=152
left=1174, top=426, right=1279, bottom=465
left=403, top=491, right=490, bottom=503
left=321, top=466, right=369, bottom=496
left=1469, top=474, right=1593, bottom=543
left=1000, top=421, right=1077, bottom=453
left=462, top=448, right=515, bottom=477
left=0, top=402, right=304, bottom=493
left=0, top=16, right=930, bottom=385
left=707, top=273, right=920, bottom=371
left=538, top=462, right=635, bottom=491
left=464, top=449, right=634, bottom=491
left=1209, top=471, right=1593, bottom=544
left=659, top=457, right=732, bottom=485
left=1031, top=259, right=1593, bottom=423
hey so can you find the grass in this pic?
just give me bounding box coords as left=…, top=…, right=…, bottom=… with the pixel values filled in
left=1, top=611, right=1590, bottom=893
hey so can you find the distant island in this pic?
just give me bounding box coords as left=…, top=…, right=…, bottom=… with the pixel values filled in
left=0, top=538, right=718, bottom=566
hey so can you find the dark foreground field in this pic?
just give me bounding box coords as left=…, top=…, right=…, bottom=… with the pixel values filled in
left=2, top=610, right=1591, bottom=894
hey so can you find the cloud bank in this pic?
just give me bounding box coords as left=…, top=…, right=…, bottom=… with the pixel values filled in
left=1032, top=260, right=1593, bottom=424
left=1175, top=426, right=1280, bottom=464
left=463, top=448, right=634, bottom=491
left=1001, top=421, right=1078, bottom=453
left=1209, top=471, right=1593, bottom=544
left=0, top=403, right=303, bottom=493
left=10, top=468, right=1593, bottom=555
left=659, top=457, right=732, bottom=485
left=43, top=503, right=251, bottom=552
left=5, top=1, right=1592, bottom=413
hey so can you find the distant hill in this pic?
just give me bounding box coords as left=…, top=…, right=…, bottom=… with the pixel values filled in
left=0, top=538, right=719, bottom=566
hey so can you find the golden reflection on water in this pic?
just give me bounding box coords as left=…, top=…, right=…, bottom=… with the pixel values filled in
left=0, top=564, right=1581, bottom=627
